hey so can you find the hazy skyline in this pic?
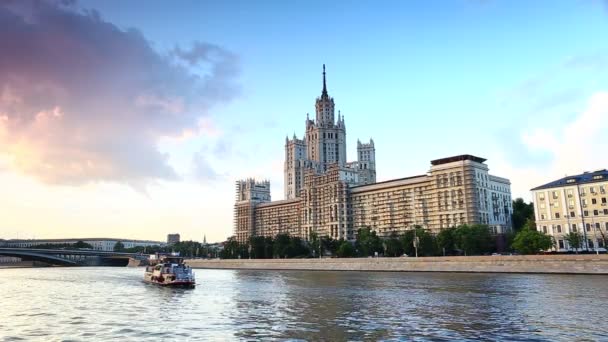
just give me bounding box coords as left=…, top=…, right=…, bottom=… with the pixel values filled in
left=1, top=0, right=607, bottom=242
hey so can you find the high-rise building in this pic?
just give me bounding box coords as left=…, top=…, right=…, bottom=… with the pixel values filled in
left=167, top=234, right=180, bottom=245
left=531, top=169, right=608, bottom=252
left=234, top=66, right=512, bottom=243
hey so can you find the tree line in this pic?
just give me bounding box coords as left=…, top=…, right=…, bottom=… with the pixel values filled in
left=221, top=224, right=504, bottom=259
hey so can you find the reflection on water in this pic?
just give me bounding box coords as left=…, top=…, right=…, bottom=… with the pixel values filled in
left=1, top=267, right=607, bottom=341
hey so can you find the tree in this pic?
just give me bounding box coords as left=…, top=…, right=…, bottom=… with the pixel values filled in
left=564, top=232, right=583, bottom=254
left=384, top=232, right=404, bottom=257
left=273, top=234, right=291, bottom=258
left=511, top=229, right=554, bottom=254
left=436, top=228, right=456, bottom=256
left=415, top=227, right=437, bottom=256
left=355, top=227, right=383, bottom=257
left=512, top=198, right=535, bottom=231
left=309, top=232, right=320, bottom=257
left=336, top=240, right=355, bottom=257
left=400, top=230, right=416, bottom=257
left=454, top=224, right=494, bottom=256
left=73, top=241, right=93, bottom=249
left=249, top=236, right=269, bottom=259
left=113, top=241, right=125, bottom=252
left=321, top=236, right=340, bottom=257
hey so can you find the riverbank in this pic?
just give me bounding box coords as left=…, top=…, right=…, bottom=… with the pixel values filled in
left=0, top=261, right=35, bottom=269
left=186, top=254, right=608, bottom=274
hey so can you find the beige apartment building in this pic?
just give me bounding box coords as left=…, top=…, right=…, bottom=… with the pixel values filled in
left=234, top=154, right=512, bottom=243
left=233, top=66, right=513, bottom=243
left=532, top=170, right=608, bottom=252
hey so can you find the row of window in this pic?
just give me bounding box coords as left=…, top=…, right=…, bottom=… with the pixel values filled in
left=540, top=208, right=608, bottom=220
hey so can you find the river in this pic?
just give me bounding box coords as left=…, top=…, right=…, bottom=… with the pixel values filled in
left=1, top=267, right=607, bottom=341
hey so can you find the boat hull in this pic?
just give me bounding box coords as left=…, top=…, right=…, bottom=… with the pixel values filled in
left=143, top=273, right=195, bottom=288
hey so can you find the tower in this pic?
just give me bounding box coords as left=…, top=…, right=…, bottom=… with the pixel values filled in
left=357, top=138, right=376, bottom=185
left=284, top=134, right=307, bottom=199
left=306, top=65, right=347, bottom=172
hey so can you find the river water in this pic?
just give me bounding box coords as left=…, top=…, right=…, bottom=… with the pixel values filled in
left=1, top=267, right=607, bottom=341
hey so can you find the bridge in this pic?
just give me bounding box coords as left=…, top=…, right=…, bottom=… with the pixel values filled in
left=0, top=248, right=145, bottom=266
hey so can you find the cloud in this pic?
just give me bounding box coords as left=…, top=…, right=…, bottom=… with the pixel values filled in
left=0, top=0, right=240, bottom=187
left=499, top=91, right=608, bottom=200
left=192, top=150, right=221, bottom=184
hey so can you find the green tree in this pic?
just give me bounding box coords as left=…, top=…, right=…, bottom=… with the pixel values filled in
left=564, top=232, right=583, bottom=254
left=309, top=232, right=321, bottom=257
left=336, top=240, right=355, bottom=257
left=273, top=234, right=291, bottom=258
left=512, top=198, right=535, bottom=231
left=220, top=237, right=240, bottom=259
left=436, top=228, right=456, bottom=256
left=384, top=232, right=404, bottom=257
left=416, top=227, right=437, bottom=256
left=355, top=227, right=383, bottom=257
left=113, top=241, right=125, bottom=252
left=454, top=224, right=494, bottom=256
left=511, top=229, right=554, bottom=254
left=73, top=241, right=93, bottom=249
left=321, top=236, right=340, bottom=256
left=249, top=236, right=268, bottom=259
left=400, top=230, right=416, bottom=256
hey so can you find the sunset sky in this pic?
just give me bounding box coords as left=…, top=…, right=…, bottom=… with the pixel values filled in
left=1, top=0, right=607, bottom=242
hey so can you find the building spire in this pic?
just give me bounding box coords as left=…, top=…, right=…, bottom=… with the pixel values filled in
left=322, top=64, right=328, bottom=98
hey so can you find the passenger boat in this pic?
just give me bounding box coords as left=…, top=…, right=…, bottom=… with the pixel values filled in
left=143, top=254, right=195, bottom=288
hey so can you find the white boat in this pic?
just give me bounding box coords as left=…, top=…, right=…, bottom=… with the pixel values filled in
left=143, top=255, right=195, bottom=288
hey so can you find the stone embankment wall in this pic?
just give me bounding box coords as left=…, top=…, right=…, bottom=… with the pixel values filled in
left=186, top=255, right=608, bottom=274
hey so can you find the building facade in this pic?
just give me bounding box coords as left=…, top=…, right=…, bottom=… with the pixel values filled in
left=531, top=169, right=608, bottom=252
left=0, top=238, right=165, bottom=251
left=167, top=234, right=181, bottom=245
left=234, top=67, right=512, bottom=243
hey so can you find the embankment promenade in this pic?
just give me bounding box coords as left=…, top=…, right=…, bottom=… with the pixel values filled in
left=186, top=254, right=608, bottom=274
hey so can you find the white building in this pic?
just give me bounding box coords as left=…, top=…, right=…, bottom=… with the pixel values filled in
left=532, top=169, right=608, bottom=252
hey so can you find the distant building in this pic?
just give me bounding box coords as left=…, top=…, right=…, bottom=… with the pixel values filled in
left=531, top=169, right=608, bottom=252
left=167, top=234, right=180, bottom=245
left=0, top=238, right=165, bottom=252
left=233, top=66, right=512, bottom=243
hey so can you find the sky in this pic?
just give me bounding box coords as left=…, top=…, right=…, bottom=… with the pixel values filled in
left=1, top=0, right=607, bottom=243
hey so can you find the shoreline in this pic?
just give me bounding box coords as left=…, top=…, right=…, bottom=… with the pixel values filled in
left=186, top=254, right=608, bottom=275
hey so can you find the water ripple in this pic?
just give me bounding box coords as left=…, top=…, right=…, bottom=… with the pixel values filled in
left=1, top=268, right=608, bottom=341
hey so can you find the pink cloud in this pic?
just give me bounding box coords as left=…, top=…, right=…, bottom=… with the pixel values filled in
left=0, top=0, right=240, bottom=187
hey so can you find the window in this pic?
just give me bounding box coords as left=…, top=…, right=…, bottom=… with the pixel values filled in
left=584, top=210, right=589, bottom=216
left=558, top=240, right=565, bottom=249
left=556, top=225, right=562, bottom=233
left=542, top=226, right=547, bottom=233
left=570, top=211, right=576, bottom=217
left=586, top=223, right=591, bottom=232
left=591, top=187, right=596, bottom=194
left=589, top=240, right=594, bottom=248
left=594, top=210, right=599, bottom=216
left=540, top=203, right=546, bottom=209
left=603, top=197, right=607, bottom=204
left=555, top=213, right=560, bottom=219
left=572, top=223, right=577, bottom=232
left=569, top=199, right=575, bottom=207
left=541, top=214, right=546, bottom=220
left=566, top=179, right=576, bottom=184
left=592, top=198, right=597, bottom=205
left=567, top=189, right=574, bottom=197
left=553, top=191, right=558, bottom=199
left=539, top=194, right=545, bottom=200
left=604, top=209, right=608, bottom=215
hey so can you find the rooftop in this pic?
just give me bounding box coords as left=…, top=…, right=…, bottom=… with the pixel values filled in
left=531, top=169, right=608, bottom=191
left=431, top=155, right=486, bottom=166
